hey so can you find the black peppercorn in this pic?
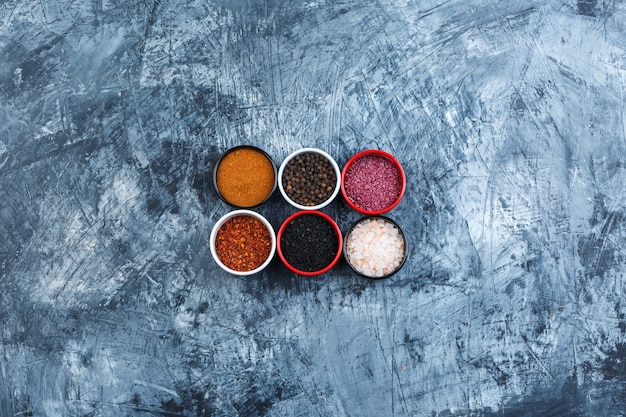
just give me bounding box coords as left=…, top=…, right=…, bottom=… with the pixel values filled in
left=281, top=152, right=337, bottom=206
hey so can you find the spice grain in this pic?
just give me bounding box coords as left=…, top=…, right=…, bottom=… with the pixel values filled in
left=344, top=154, right=402, bottom=212
left=216, top=148, right=275, bottom=207
left=280, top=214, right=338, bottom=272
left=282, top=152, right=336, bottom=207
left=345, top=217, right=406, bottom=278
left=215, top=215, right=272, bottom=272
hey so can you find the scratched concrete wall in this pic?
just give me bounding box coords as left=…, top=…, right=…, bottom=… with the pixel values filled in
left=1, top=0, right=626, bottom=416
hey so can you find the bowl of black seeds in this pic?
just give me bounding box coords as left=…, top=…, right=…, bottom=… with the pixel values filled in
left=277, top=210, right=343, bottom=276
left=278, top=148, right=341, bottom=210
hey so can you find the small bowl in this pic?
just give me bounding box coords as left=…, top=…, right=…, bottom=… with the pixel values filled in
left=210, top=209, right=276, bottom=276
left=277, top=210, right=342, bottom=276
left=343, top=216, right=408, bottom=279
left=213, top=145, right=277, bottom=209
left=341, top=149, right=406, bottom=215
left=277, top=148, right=341, bottom=210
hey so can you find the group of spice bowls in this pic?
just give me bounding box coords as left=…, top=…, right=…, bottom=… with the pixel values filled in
left=209, top=146, right=408, bottom=279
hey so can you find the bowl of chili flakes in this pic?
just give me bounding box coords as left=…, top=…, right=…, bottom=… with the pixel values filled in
left=210, top=209, right=276, bottom=275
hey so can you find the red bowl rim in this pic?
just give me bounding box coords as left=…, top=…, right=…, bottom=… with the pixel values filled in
left=276, top=210, right=343, bottom=276
left=340, top=149, right=406, bottom=215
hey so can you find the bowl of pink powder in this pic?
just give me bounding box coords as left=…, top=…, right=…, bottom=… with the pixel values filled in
left=341, top=150, right=406, bottom=214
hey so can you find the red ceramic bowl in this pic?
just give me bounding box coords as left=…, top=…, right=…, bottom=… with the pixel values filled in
left=341, top=149, right=406, bottom=215
left=277, top=210, right=342, bottom=276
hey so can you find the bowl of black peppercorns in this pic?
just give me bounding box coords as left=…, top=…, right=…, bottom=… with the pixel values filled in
left=278, top=148, right=341, bottom=210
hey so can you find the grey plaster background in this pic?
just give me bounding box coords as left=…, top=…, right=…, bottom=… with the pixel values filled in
left=1, top=0, right=626, bottom=416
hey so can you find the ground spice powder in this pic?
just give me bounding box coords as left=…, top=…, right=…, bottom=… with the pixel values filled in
left=215, top=215, right=272, bottom=272
left=216, top=148, right=275, bottom=207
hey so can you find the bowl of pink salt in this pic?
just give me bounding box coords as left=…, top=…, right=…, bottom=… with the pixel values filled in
left=341, top=150, right=406, bottom=215
left=343, top=216, right=407, bottom=279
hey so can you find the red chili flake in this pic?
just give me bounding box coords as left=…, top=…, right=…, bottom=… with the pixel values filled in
left=215, top=215, right=271, bottom=272
left=344, top=154, right=401, bottom=212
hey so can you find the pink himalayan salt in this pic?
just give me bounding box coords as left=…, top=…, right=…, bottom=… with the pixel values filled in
left=344, top=154, right=402, bottom=212
left=346, top=218, right=405, bottom=277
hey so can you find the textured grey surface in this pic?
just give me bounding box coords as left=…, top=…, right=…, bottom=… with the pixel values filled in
left=1, top=0, right=626, bottom=416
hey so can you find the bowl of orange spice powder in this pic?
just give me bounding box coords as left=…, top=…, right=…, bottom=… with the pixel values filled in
left=213, top=145, right=277, bottom=208
left=210, top=210, right=276, bottom=275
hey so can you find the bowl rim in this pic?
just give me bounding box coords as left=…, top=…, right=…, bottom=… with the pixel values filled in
left=213, top=145, right=278, bottom=209
left=340, top=149, right=406, bottom=215
left=209, top=209, right=276, bottom=276
left=343, top=215, right=408, bottom=279
left=276, top=210, right=343, bottom=276
left=277, top=147, right=341, bottom=211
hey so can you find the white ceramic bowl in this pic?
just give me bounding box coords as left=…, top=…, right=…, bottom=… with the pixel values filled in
left=277, top=148, right=341, bottom=211
left=209, top=209, right=276, bottom=276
